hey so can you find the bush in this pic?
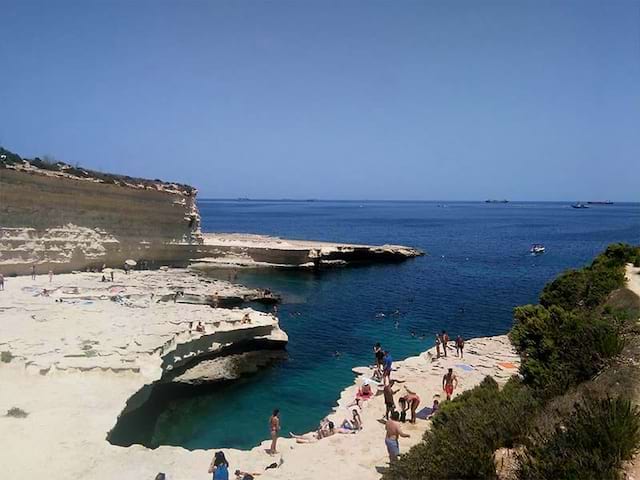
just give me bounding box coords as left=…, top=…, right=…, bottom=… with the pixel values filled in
left=517, top=396, right=640, bottom=480
left=1, top=351, right=13, bottom=363
left=509, top=305, right=621, bottom=395
left=385, top=377, right=537, bottom=480
left=539, top=244, right=639, bottom=311
left=511, top=245, right=640, bottom=395
left=6, top=407, right=28, bottom=418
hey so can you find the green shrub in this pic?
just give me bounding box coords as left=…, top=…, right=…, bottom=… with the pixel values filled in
left=510, top=304, right=623, bottom=395
left=385, top=377, right=537, bottom=480
left=517, top=396, right=640, bottom=480
left=0, top=351, right=13, bottom=363
left=539, top=244, right=639, bottom=312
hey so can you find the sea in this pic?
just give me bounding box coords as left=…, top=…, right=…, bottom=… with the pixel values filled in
left=150, top=200, right=640, bottom=450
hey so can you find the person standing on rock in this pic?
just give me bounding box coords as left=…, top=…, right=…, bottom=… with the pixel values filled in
left=435, top=334, right=442, bottom=358
left=401, top=390, right=421, bottom=424
left=442, top=368, right=458, bottom=401
left=441, top=330, right=449, bottom=357
left=373, top=342, right=384, bottom=379
left=268, top=409, right=280, bottom=455
left=31, top=265, right=36, bottom=280
left=48, top=270, right=53, bottom=283
left=0, top=272, right=4, bottom=291
left=456, top=335, right=465, bottom=358
left=382, top=350, right=393, bottom=384
left=385, top=411, right=410, bottom=462
left=383, top=383, right=398, bottom=419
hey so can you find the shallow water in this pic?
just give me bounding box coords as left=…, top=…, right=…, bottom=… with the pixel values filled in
left=151, top=201, right=640, bottom=449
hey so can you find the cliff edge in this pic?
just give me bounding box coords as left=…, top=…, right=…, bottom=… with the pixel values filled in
left=0, top=147, right=202, bottom=274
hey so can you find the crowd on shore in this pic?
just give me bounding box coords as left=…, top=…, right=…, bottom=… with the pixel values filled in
left=202, top=333, right=466, bottom=480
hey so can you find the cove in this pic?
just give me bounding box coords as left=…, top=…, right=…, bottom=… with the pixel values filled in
left=113, top=200, right=640, bottom=450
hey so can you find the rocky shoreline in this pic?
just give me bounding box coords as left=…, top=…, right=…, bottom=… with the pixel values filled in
left=194, top=233, right=424, bottom=269
left=0, top=264, right=520, bottom=480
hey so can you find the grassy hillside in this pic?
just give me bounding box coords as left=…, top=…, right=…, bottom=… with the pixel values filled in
left=0, top=146, right=195, bottom=194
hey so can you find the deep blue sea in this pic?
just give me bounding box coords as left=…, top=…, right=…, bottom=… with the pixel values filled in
left=152, top=201, right=639, bottom=450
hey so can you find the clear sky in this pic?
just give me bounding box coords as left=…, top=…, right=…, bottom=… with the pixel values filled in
left=1, top=0, right=638, bottom=201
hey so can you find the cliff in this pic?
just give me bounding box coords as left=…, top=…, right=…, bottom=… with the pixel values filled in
left=1, top=147, right=423, bottom=275
left=0, top=148, right=202, bottom=275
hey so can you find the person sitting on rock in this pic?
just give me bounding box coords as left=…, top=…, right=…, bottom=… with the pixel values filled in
left=195, top=321, right=205, bottom=333
left=340, top=409, right=363, bottom=431
left=356, top=380, right=374, bottom=402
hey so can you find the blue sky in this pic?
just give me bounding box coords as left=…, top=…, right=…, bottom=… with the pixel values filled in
left=1, top=0, right=638, bottom=200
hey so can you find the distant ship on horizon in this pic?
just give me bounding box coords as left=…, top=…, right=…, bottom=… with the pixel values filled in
left=485, top=199, right=509, bottom=203
left=586, top=201, right=614, bottom=205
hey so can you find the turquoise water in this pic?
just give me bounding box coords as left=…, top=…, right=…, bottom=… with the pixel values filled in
left=151, top=201, right=640, bottom=449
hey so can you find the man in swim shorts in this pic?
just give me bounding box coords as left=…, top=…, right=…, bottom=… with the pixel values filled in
left=383, top=383, right=398, bottom=419
left=385, top=411, right=410, bottom=462
left=442, top=368, right=458, bottom=400
left=441, top=330, right=449, bottom=357
left=456, top=335, right=465, bottom=358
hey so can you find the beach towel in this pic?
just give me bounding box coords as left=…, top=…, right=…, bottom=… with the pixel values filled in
left=455, top=364, right=474, bottom=372
left=498, top=362, right=517, bottom=369
left=416, top=407, right=434, bottom=420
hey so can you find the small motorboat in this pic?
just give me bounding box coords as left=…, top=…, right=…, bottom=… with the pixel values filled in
left=530, top=244, right=545, bottom=254
left=571, top=203, right=589, bottom=209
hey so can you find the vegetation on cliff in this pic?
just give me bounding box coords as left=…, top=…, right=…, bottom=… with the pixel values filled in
left=385, top=243, right=640, bottom=480
left=0, top=146, right=195, bottom=195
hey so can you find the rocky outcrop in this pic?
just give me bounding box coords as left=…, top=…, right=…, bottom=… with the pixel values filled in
left=0, top=269, right=288, bottom=450
left=193, top=233, right=424, bottom=269
left=0, top=155, right=202, bottom=275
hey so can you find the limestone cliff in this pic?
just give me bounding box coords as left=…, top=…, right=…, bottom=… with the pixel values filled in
left=0, top=148, right=202, bottom=274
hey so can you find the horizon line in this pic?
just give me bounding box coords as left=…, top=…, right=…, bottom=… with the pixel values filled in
left=197, top=198, right=638, bottom=204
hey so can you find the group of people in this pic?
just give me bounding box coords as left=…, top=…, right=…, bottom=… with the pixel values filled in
left=207, top=451, right=262, bottom=480
left=371, top=337, right=463, bottom=462
left=205, top=333, right=464, bottom=477
left=373, top=342, right=393, bottom=382
left=434, top=331, right=465, bottom=359
left=189, top=321, right=206, bottom=333
left=0, top=267, right=55, bottom=291
left=289, top=409, right=363, bottom=443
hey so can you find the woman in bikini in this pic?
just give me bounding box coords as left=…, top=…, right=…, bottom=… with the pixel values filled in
left=268, top=409, right=280, bottom=454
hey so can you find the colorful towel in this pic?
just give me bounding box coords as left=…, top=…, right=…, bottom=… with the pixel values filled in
left=498, top=362, right=518, bottom=369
